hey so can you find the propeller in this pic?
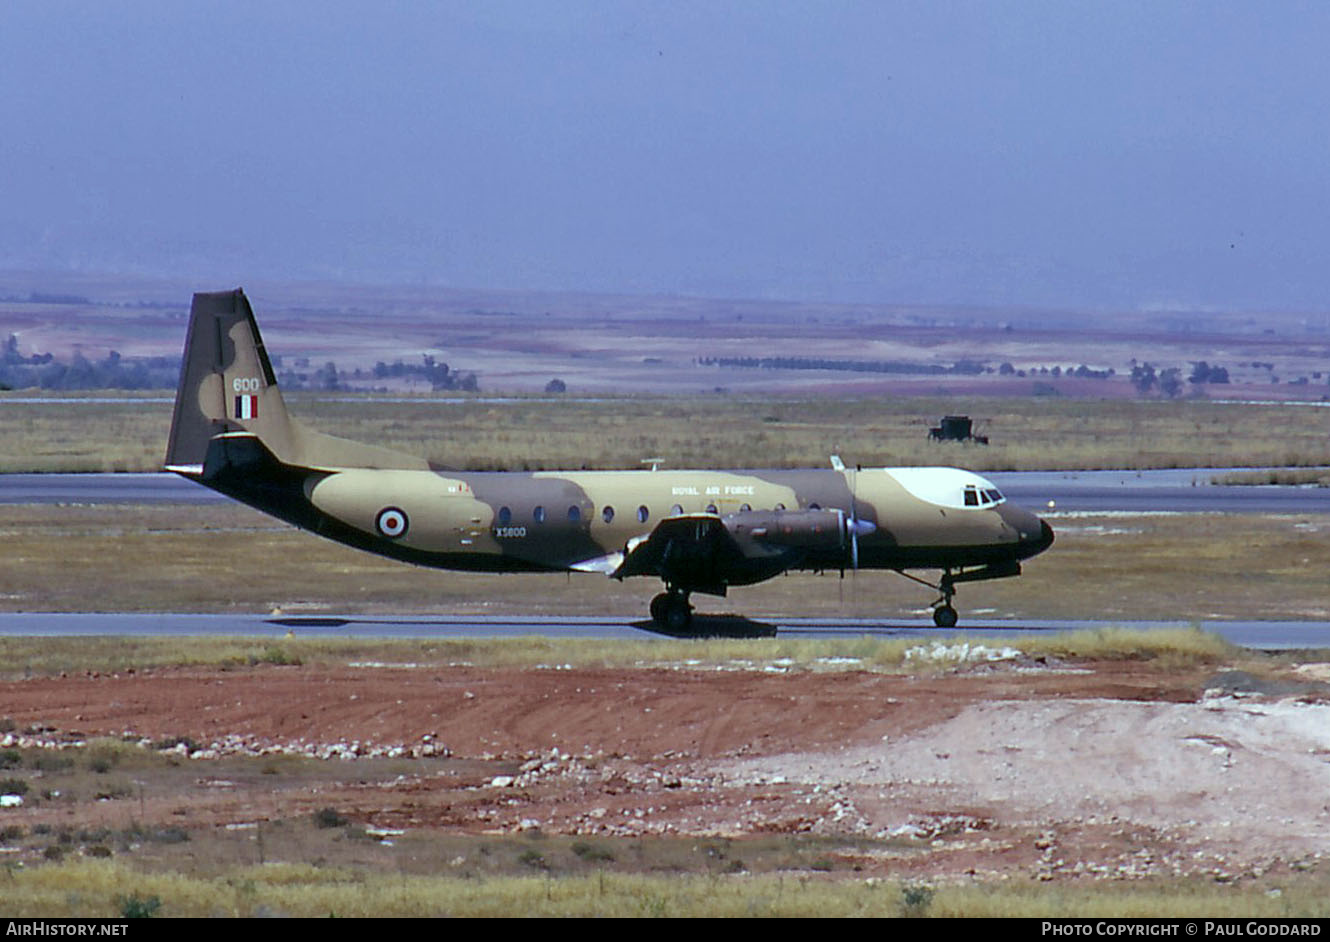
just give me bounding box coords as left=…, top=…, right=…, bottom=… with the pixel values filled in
left=846, top=491, right=877, bottom=571
left=831, top=456, right=876, bottom=575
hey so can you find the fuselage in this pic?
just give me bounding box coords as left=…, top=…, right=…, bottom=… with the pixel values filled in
left=251, top=462, right=1053, bottom=575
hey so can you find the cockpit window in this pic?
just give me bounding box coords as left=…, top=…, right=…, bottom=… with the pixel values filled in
left=965, top=485, right=1007, bottom=507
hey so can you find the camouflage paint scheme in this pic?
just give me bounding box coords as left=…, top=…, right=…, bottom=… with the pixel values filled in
left=166, top=290, right=1053, bottom=629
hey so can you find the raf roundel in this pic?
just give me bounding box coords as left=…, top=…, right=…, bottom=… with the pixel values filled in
left=375, top=507, right=409, bottom=539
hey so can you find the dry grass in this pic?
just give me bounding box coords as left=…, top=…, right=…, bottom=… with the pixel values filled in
left=3, top=503, right=1329, bottom=623
left=0, top=626, right=1242, bottom=679
left=5, top=391, right=1330, bottom=472
left=1213, top=468, right=1330, bottom=486
left=4, top=857, right=1326, bottom=917
left=1017, top=512, right=1330, bottom=622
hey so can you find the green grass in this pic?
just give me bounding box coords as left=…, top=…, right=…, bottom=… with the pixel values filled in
left=5, top=391, right=1330, bottom=472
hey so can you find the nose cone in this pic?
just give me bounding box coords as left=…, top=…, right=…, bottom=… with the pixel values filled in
left=1033, top=517, right=1055, bottom=556
left=999, top=503, right=1055, bottom=559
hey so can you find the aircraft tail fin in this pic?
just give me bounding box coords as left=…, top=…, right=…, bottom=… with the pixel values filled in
left=165, top=289, right=428, bottom=474
left=165, top=289, right=297, bottom=473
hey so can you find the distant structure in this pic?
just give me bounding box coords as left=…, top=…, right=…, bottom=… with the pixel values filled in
left=928, top=415, right=988, bottom=445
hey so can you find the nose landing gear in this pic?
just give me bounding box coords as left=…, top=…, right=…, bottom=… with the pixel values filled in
left=932, top=571, right=959, bottom=628
left=896, top=568, right=962, bottom=628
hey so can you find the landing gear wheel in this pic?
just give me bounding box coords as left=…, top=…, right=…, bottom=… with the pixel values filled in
left=932, top=605, right=958, bottom=629
left=650, top=592, right=693, bottom=632
left=665, top=594, right=693, bottom=633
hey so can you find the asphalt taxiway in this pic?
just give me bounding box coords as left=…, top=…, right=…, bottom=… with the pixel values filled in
left=0, top=612, right=1326, bottom=650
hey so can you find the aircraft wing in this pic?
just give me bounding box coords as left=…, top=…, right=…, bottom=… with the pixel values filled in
left=610, top=510, right=845, bottom=597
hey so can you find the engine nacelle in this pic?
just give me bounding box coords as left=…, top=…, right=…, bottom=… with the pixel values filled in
left=725, top=508, right=851, bottom=551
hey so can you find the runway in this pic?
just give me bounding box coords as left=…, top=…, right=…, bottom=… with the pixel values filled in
left=987, top=468, right=1330, bottom=513
left=4, top=469, right=1330, bottom=513
left=0, top=611, right=1326, bottom=649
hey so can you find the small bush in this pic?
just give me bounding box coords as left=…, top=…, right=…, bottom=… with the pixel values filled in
left=0, top=749, right=20, bottom=769
left=30, top=753, right=74, bottom=772
left=118, top=894, right=162, bottom=919
left=255, top=646, right=300, bottom=666
left=149, top=827, right=189, bottom=844
left=92, top=781, right=134, bottom=800
left=313, top=807, right=347, bottom=829
left=900, top=883, right=935, bottom=917
left=571, top=841, right=615, bottom=863
left=517, top=849, right=547, bottom=869
left=152, top=736, right=199, bottom=753
left=0, top=778, right=29, bottom=796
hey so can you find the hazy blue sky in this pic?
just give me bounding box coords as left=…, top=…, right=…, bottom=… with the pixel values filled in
left=3, top=1, right=1329, bottom=311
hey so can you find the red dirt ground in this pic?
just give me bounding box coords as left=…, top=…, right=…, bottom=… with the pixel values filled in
left=3, top=657, right=1329, bottom=883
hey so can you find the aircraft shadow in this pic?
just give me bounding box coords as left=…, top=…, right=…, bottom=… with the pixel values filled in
left=630, top=614, right=779, bottom=639
left=266, top=617, right=352, bottom=629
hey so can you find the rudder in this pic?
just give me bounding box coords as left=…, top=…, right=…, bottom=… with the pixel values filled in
left=164, top=289, right=297, bottom=472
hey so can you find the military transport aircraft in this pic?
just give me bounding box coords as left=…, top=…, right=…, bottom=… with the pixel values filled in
left=165, top=290, right=1054, bottom=631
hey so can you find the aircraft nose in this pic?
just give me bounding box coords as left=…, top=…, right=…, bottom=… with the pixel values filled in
left=1034, top=517, right=1055, bottom=553
left=1000, top=503, right=1054, bottom=558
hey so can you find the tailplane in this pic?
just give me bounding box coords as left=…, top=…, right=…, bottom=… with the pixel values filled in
left=165, top=289, right=426, bottom=474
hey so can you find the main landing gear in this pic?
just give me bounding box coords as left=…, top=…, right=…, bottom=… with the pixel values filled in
left=650, top=590, right=693, bottom=633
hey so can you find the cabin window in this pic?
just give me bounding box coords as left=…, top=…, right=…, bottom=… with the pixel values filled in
left=602, top=505, right=615, bottom=524
left=670, top=504, right=684, bottom=516
left=809, top=502, right=820, bottom=510
left=533, top=505, right=546, bottom=524
left=497, top=506, right=512, bottom=526
left=705, top=503, right=718, bottom=515
left=774, top=503, right=785, bottom=511
left=963, top=487, right=979, bottom=507
left=739, top=503, right=751, bottom=512
left=568, top=505, right=581, bottom=522
left=637, top=505, right=650, bottom=523
left=985, top=489, right=1003, bottom=503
